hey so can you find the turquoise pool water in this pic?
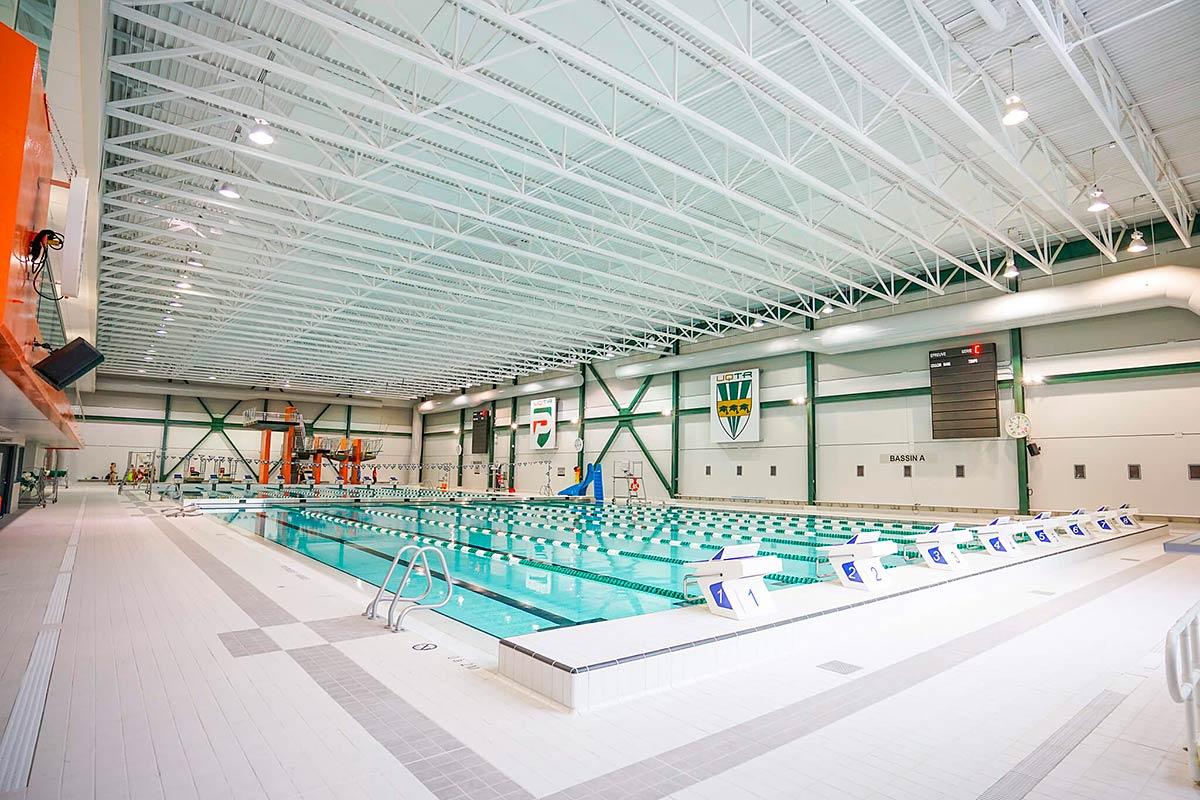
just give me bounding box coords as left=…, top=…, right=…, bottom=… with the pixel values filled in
left=217, top=495, right=931, bottom=639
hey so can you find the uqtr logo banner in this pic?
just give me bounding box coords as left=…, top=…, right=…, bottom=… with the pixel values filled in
left=529, top=397, right=557, bottom=450
left=711, top=369, right=760, bottom=443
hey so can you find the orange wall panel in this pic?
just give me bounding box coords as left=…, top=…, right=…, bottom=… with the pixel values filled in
left=0, top=24, right=79, bottom=445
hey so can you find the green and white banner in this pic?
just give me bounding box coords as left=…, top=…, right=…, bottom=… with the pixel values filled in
left=529, top=397, right=557, bottom=450
left=711, top=369, right=760, bottom=443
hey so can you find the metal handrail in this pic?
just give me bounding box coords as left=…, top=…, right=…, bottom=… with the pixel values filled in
left=1165, top=599, right=1200, bottom=783
left=391, top=547, right=453, bottom=632
left=364, top=545, right=423, bottom=620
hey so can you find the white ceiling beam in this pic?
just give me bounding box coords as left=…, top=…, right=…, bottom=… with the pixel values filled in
left=1015, top=0, right=1193, bottom=246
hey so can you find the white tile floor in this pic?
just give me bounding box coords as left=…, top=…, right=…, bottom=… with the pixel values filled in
left=0, top=485, right=1196, bottom=799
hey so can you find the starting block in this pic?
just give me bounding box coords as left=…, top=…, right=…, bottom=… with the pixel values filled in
left=825, top=532, right=897, bottom=591
left=1115, top=504, right=1141, bottom=529
left=914, top=522, right=971, bottom=570
left=1065, top=510, right=1099, bottom=542
left=975, top=517, right=1022, bottom=556
left=686, top=544, right=781, bottom=620
left=1092, top=505, right=1139, bottom=533
left=1022, top=512, right=1062, bottom=545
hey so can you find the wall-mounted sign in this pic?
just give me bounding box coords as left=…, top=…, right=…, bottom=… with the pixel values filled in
left=530, top=397, right=557, bottom=450
left=471, top=408, right=491, bottom=454
left=929, top=342, right=999, bottom=439
left=711, top=369, right=761, bottom=443
left=878, top=453, right=939, bottom=464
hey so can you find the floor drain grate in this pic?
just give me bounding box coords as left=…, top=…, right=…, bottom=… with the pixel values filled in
left=817, top=660, right=862, bottom=675
left=1030, top=590, right=1056, bottom=596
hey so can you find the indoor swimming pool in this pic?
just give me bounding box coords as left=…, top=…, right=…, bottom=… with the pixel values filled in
left=216, top=495, right=933, bottom=639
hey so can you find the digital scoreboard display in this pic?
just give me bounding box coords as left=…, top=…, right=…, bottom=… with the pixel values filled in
left=928, top=342, right=999, bottom=439
left=471, top=409, right=491, bottom=454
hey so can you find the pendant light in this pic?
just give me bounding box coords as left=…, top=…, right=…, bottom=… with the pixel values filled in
left=1001, top=49, right=1028, bottom=126
left=1003, top=249, right=1019, bottom=279
left=1127, top=195, right=1148, bottom=253
left=1086, top=147, right=1109, bottom=213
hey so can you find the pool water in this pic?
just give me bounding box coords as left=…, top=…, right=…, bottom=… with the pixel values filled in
left=217, top=495, right=934, bottom=639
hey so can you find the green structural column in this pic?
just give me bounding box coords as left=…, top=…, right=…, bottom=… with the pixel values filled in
left=507, top=393, right=518, bottom=489
left=576, top=363, right=586, bottom=474
left=804, top=318, right=817, bottom=505
left=456, top=406, right=466, bottom=487
left=344, top=405, right=352, bottom=437
left=1010, top=327, right=1030, bottom=514
left=487, top=389, right=497, bottom=489
left=157, top=395, right=172, bottom=480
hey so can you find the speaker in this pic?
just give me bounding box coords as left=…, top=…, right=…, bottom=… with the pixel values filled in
left=33, top=337, right=104, bottom=390
left=1026, top=441, right=1042, bottom=457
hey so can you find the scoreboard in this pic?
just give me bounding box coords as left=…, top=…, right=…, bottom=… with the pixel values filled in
left=471, top=408, right=492, bottom=454
left=928, top=342, right=999, bottom=439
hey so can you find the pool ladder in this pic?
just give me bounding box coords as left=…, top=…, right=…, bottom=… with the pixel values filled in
left=364, top=545, right=453, bottom=632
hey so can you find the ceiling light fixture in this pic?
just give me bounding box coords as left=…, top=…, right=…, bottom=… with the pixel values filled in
left=175, top=281, right=192, bottom=289
left=1002, top=95, right=1029, bottom=127
left=169, top=301, right=183, bottom=308
left=1087, top=186, right=1109, bottom=213
left=1127, top=195, right=1149, bottom=254
left=248, top=119, right=274, bottom=146
left=217, top=181, right=240, bottom=199
left=1001, top=49, right=1028, bottom=126
left=1003, top=250, right=1019, bottom=279
left=822, top=303, right=834, bottom=314
left=752, top=320, right=764, bottom=328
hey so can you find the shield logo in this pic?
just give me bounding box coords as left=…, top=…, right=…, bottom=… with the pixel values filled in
left=715, top=376, right=753, bottom=440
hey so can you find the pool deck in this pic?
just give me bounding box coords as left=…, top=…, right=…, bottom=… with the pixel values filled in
left=1, top=484, right=1198, bottom=800
left=500, top=521, right=1167, bottom=709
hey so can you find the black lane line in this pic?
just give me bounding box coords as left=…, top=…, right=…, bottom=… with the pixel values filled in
left=265, top=514, right=578, bottom=629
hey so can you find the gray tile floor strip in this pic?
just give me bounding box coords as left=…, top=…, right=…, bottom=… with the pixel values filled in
left=150, top=515, right=297, bottom=627
left=542, top=553, right=1182, bottom=800
left=0, top=629, right=61, bottom=791
left=288, top=644, right=532, bottom=800
left=0, top=496, right=86, bottom=792
left=976, top=690, right=1125, bottom=800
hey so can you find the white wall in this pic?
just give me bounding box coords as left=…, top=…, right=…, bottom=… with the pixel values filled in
left=411, top=279, right=1200, bottom=515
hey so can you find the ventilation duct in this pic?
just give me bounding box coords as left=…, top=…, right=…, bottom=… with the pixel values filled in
left=615, top=266, right=1200, bottom=380
left=416, top=373, right=583, bottom=414
left=93, top=378, right=387, bottom=408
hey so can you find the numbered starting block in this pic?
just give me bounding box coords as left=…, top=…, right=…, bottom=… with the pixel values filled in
left=825, top=532, right=897, bottom=591
left=686, top=544, right=781, bottom=621
left=914, top=522, right=972, bottom=571
left=975, top=517, right=1022, bottom=557
left=1114, top=504, right=1141, bottom=529
left=1092, top=505, right=1139, bottom=533
left=1022, top=512, right=1062, bottom=546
